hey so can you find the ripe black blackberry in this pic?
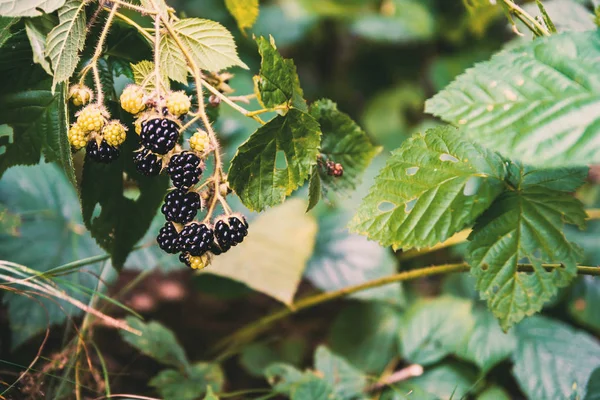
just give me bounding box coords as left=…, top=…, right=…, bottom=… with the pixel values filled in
left=157, top=222, right=180, bottom=254
left=161, top=190, right=201, bottom=224
left=140, top=118, right=179, bottom=154
left=134, top=148, right=162, bottom=176
left=86, top=139, right=120, bottom=163
left=178, top=222, right=214, bottom=256
left=167, top=151, right=203, bottom=190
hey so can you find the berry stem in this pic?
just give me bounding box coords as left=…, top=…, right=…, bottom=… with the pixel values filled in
left=179, top=115, right=201, bottom=134
left=199, top=78, right=266, bottom=125
left=500, top=0, right=550, bottom=36
left=153, top=14, right=163, bottom=99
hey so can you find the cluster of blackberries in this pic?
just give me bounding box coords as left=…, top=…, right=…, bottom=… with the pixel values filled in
left=156, top=215, right=249, bottom=269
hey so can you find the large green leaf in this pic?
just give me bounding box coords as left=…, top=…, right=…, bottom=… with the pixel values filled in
left=254, top=36, right=306, bottom=110
left=0, top=0, right=64, bottom=17
left=425, top=31, right=600, bottom=167
left=45, top=0, right=87, bottom=90
left=467, top=163, right=587, bottom=330
left=305, top=210, right=403, bottom=303
left=0, top=32, right=76, bottom=185
left=513, top=316, right=600, bottom=399
left=307, top=99, right=380, bottom=209
left=25, top=17, right=54, bottom=76
left=149, top=363, right=224, bottom=400
left=314, top=346, right=367, bottom=399
left=0, top=164, right=103, bottom=349
left=228, top=109, right=321, bottom=211
left=399, top=297, right=475, bottom=365
left=120, top=317, right=190, bottom=370
left=208, top=199, right=317, bottom=305
left=159, top=31, right=188, bottom=84
left=0, top=16, right=18, bottom=47
left=225, top=0, right=259, bottom=32
left=455, top=307, right=516, bottom=373
left=328, top=303, right=402, bottom=374
left=349, top=126, right=506, bottom=250
left=80, top=131, right=169, bottom=268
left=160, top=17, right=247, bottom=81
left=585, top=367, right=600, bottom=400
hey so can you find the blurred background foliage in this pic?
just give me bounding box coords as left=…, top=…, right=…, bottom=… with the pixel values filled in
left=2, top=0, right=600, bottom=399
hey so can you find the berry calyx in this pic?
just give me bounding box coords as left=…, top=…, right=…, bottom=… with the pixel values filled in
left=189, top=130, right=210, bottom=154
left=166, top=91, right=191, bottom=117
left=134, top=148, right=163, bottom=176
left=68, top=123, right=88, bottom=150
left=161, top=189, right=201, bottom=224
left=103, top=120, right=127, bottom=147
left=69, top=84, right=93, bottom=107
left=120, top=85, right=146, bottom=115
left=178, top=222, right=214, bottom=256
left=140, top=118, right=180, bottom=155
left=77, top=105, right=107, bottom=133
left=86, top=139, right=120, bottom=163
left=157, top=222, right=180, bottom=254
left=167, top=151, right=203, bottom=190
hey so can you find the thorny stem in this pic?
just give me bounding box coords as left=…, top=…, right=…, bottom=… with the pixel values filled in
left=200, top=78, right=266, bottom=125
left=500, top=0, right=550, bottom=36
left=153, top=14, right=163, bottom=99
left=109, top=0, right=157, bottom=15
left=80, top=3, right=119, bottom=105
left=213, top=263, right=600, bottom=358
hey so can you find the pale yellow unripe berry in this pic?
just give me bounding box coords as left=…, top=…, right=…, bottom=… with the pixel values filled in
left=166, top=91, right=191, bottom=117
left=188, top=254, right=211, bottom=270
left=103, top=120, right=128, bottom=147
left=67, top=123, right=88, bottom=150
left=69, top=85, right=93, bottom=107
left=189, top=130, right=210, bottom=154
left=120, top=85, right=146, bottom=115
left=76, top=105, right=106, bottom=133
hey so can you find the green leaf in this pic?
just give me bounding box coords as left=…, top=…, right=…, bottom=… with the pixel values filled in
left=228, top=109, right=321, bottom=211
left=455, top=307, right=517, bottom=373
left=120, top=317, right=190, bottom=370
left=568, top=276, right=600, bottom=333
left=161, top=18, right=248, bottom=78
left=0, top=16, right=19, bottom=48
left=265, top=363, right=306, bottom=394
left=159, top=31, right=188, bottom=84
left=467, top=164, right=587, bottom=330
left=80, top=135, right=169, bottom=268
left=254, top=35, right=306, bottom=110
left=394, top=363, right=478, bottom=400
left=349, top=126, right=506, bottom=250
left=329, top=303, right=402, bottom=374
left=350, top=0, right=435, bottom=43
left=0, top=33, right=76, bottom=185
left=203, top=387, right=219, bottom=400
left=425, top=31, right=600, bottom=167
left=240, top=338, right=306, bottom=377
left=0, top=164, right=103, bottom=349
left=0, top=0, right=65, bottom=17
left=306, top=210, right=403, bottom=304
left=25, top=17, right=54, bottom=76
left=477, top=385, right=512, bottom=400
left=308, top=99, right=380, bottom=204
left=518, top=165, right=588, bottom=192
left=225, top=0, right=259, bottom=32
left=208, top=199, right=317, bottom=305
left=132, top=60, right=169, bottom=92
left=314, top=346, right=367, bottom=399
left=399, top=296, right=475, bottom=365
left=149, top=362, right=224, bottom=400
left=585, top=367, right=600, bottom=400
left=45, top=0, right=87, bottom=91
left=512, top=316, right=600, bottom=399
left=306, top=166, right=321, bottom=212
left=291, top=376, right=336, bottom=400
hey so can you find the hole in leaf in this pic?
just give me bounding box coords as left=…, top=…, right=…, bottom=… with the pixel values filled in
left=405, top=199, right=417, bottom=213
left=378, top=201, right=396, bottom=213
left=275, top=150, right=288, bottom=170
left=439, top=153, right=459, bottom=163
left=406, top=166, right=419, bottom=176
left=463, top=176, right=482, bottom=196
left=481, top=263, right=489, bottom=271
left=91, top=203, right=102, bottom=220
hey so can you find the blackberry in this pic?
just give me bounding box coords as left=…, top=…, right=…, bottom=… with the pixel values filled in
left=209, top=241, right=224, bottom=255
left=157, top=222, right=180, bottom=254
left=167, top=151, right=203, bottom=190
left=161, top=190, right=201, bottom=224
left=140, top=118, right=180, bottom=154
left=178, top=222, right=214, bottom=256
left=86, top=139, right=120, bottom=163
left=213, top=216, right=248, bottom=253
left=228, top=216, right=249, bottom=243
left=134, top=148, right=162, bottom=176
